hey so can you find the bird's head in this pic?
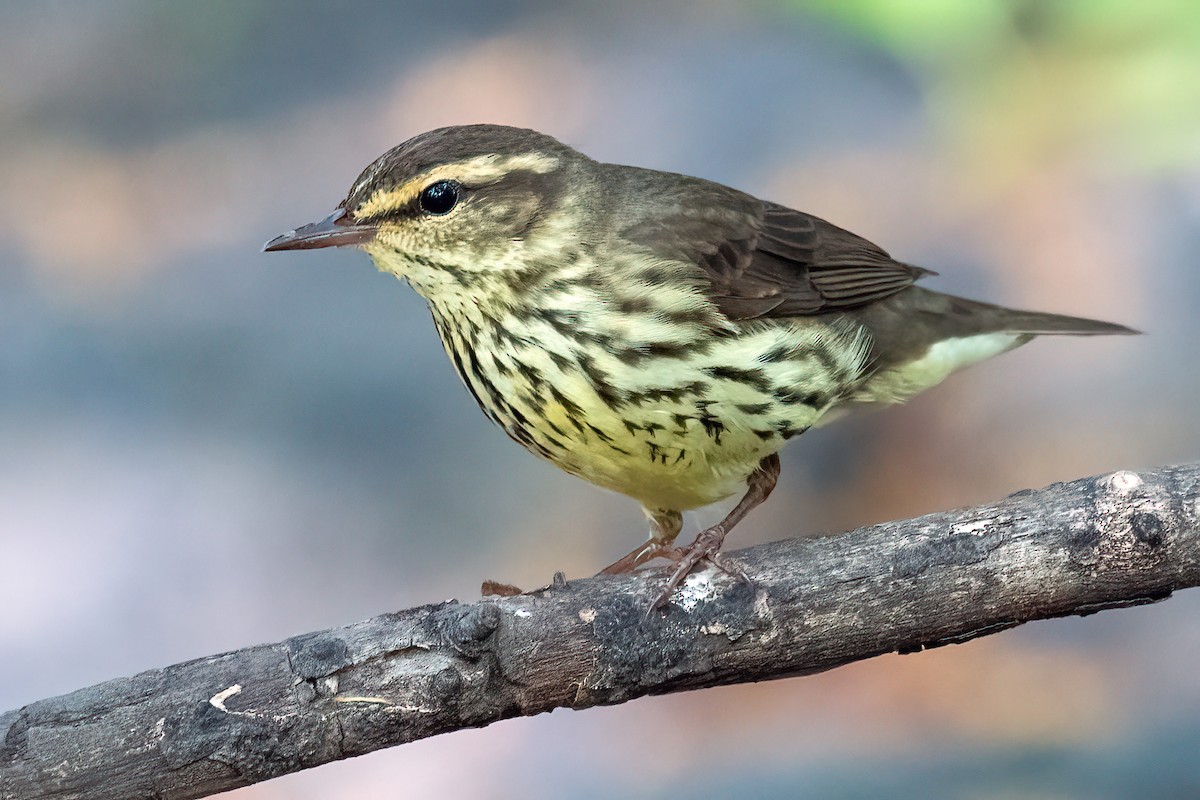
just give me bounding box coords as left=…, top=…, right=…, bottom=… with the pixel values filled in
left=265, top=125, right=590, bottom=297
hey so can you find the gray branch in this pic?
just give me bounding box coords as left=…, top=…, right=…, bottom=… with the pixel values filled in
left=3, top=464, right=1199, bottom=800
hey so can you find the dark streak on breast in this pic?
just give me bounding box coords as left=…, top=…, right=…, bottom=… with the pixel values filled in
left=704, top=365, right=773, bottom=393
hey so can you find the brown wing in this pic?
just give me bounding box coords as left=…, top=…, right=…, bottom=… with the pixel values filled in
left=699, top=202, right=932, bottom=320
left=612, top=166, right=931, bottom=320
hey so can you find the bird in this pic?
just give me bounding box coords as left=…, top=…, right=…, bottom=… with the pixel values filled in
left=265, top=124, right=1136, bottom=609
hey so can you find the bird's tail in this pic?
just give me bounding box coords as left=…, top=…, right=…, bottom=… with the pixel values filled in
left=833, top=287, right=1138, bottom=413
left=969, top=304, right=1139, bottom=337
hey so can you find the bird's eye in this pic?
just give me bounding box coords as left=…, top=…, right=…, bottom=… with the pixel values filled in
left=419, top=180, right=460, bottom=215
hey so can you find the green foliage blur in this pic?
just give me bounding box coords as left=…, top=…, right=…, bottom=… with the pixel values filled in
left=807, top=0, right=1200, bottom=172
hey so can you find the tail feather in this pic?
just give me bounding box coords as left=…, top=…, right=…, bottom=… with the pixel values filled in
left=847, top=286, right=1138, bottom=371
left=833, top=287, right=1138, bottom=413
left=987, top=308, right=1139, bottom=337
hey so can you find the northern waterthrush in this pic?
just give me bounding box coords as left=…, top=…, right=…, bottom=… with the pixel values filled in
left=265, top=124, right=1135, bottom=608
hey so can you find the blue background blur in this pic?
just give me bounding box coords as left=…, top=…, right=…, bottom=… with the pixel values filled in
left=2, top=1, right=1199, bottom=797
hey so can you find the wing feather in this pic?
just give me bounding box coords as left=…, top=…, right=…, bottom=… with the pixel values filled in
left=710, top=202, right=927, bottom=319
left=616, top=169, right=929, bottom=321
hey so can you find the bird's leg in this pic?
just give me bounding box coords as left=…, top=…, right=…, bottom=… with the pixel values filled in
left=651, top=453, right=781, bottom=610
left=597, top=509, right=684, bottom=575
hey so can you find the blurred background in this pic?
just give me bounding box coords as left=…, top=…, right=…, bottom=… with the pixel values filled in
left=2, top=0, right=1198, bottom=797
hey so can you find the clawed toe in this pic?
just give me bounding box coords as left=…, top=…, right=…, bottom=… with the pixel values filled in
left=648, top=524, right=751, bottom=612
left=597, top=541, right=683, bottom=575
left=705, top=550, right=751, bottom=584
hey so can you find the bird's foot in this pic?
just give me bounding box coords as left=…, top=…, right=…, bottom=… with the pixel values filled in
left=649, top=523, right=750, bottom=612
left=596, top=542, right=684, bottom=576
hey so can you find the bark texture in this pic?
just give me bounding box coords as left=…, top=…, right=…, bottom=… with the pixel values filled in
left=3, top=464, right=1198, bottom=800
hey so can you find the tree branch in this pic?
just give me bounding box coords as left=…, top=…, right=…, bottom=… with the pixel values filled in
left=3, top=464, right=1199, bottom=799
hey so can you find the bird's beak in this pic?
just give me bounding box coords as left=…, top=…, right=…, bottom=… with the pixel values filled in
left=262, top=208, right=378, bottom=252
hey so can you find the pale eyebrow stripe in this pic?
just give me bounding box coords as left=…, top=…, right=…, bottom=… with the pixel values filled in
left=356, top=153, right=560, bottom=219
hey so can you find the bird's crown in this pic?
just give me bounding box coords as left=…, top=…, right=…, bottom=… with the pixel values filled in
left=344, top=124, right=577, bottom=219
